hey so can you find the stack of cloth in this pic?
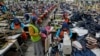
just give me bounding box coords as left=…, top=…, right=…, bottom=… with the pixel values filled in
left=86, top=37, right=98, bottom=49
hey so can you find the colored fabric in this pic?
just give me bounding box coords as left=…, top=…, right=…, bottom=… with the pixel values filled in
left=21, top=32, right=27, bottom=40
left=40, top=33, right=47, bottom=40
left=29, top=24, right=41, bottom=42
left=45, top=26, right=51, bottom=32
left=40, top=27, right=47, bottom=40
left=72, top=35, right=96, bottom=56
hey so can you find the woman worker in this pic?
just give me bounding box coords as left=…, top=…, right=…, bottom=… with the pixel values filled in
left=10, top=18, right=27, bottom=44
left=24, top=13, right=30, bottom=23
left=52, top=22, right=72, bottom=56
left=10, top=18, right=25, bottom=31
left=56, top=22, right=72, bottom=42
left=28, top=16, right=44, bottom=56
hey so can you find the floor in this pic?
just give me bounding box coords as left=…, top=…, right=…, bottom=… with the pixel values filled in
left=24, top=40, right=35, bottom=56
left=24, top=40, right=48, bottom=56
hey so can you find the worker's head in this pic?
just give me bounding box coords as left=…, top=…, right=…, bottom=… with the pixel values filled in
left=61, top=22, right=69, bottom=31
left=13, top=18, right=20, bottom=25
left=31, top=16, right=37, bottom=24
left=24, top=13, right=30, bottom=20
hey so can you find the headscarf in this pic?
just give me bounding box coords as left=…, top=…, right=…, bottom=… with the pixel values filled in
left=31, top=16, right=37, bottom=23
left=13, top=18, right=20, bottom=24
left=24, top=13, right=30, bottom=20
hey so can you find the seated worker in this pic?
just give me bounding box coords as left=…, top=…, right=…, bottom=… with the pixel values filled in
left=55, top=22, right=72, bottom=42
left=10, top=17, right=27, bottom=44
left=10, top=18, right=25, bottom=30
left=0, top=2, right=7, bottom=14
left=24, top=13, right=30, bottom=23
left=63, top=12, right=70, bottom=23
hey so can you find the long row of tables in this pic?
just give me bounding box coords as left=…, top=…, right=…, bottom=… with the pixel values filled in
left=0, top=4, right=58, bottom=56
left=0, top=34, right=23, bottom=56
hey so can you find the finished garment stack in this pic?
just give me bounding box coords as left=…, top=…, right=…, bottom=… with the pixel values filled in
left=86, top=37, right=98, bottom=49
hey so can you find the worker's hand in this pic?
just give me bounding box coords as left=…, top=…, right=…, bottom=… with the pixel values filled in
left=58, top=37, right=62, bottom=42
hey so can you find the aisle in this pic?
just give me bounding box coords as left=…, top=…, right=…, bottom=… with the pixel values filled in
left=25, top=6, right=57, bottom=56
left=25, top=41, right=35, bottom=56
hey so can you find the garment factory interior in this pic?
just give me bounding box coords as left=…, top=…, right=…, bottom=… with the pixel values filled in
left=0, top=0, right=100, bottom=56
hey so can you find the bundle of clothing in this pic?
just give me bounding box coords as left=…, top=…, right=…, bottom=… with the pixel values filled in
left=73, top=12, right=100, bottom=33
left=72, top=34, right=97, bottom=56
left=70, top=11, right=83, bottom=22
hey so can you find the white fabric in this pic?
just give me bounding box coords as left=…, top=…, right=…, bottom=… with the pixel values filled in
left=96, top=33, right=100, bottom=38
left=71, top=27, right=88, bottom=36
left=91, top=48, right=100, bottom=56
left=72, top=41, right=83, bottom=50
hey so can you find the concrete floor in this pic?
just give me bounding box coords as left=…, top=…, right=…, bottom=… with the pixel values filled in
left=24, top=41, right=48, bottom=56
left=25, top=43, right=35, bottom=56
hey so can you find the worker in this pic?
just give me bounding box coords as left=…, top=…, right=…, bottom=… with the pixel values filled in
left=10, top=18, right=25, bottom=30
left=24, top=13, right=30, bottom=23
left=55, top=22, right=72, bottom=56
left=63, top=12, right=70, bottom=23
left=28, top=16, right=44, bottom=56
left=0, top=2, right=7, bottom=14
left=56, top=22, right=72, bottom=42
left=10, top=18, right=27, bottom=44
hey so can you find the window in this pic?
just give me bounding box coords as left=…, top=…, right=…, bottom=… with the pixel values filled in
left=33, top=0, right=37, bottom=1
left=81, top=1, right=83, bottom=3
left=20, top=0, right=25, bottom=1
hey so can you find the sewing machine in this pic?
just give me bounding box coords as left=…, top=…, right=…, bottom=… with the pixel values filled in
left=0, top=24, right=15, bottom=49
